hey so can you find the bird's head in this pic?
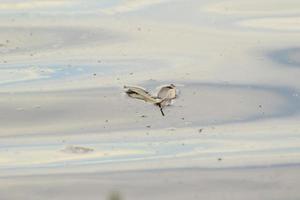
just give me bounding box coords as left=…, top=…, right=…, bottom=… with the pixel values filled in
left=170, top=84, right=176, bottom=88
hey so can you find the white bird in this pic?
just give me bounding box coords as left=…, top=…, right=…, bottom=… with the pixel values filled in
left=124, top=84, right=177, bottom=116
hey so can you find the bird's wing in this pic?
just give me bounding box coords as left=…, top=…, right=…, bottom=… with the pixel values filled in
left=124, top=86, right=159, bottom=104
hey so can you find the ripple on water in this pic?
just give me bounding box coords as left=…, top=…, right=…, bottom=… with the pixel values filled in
left=205, top=0, right=300, bottom=15
left=0, top=26, right=125, bottom=55
left=0, top=58, right=168, bottom=87
left=268, top=47, right=300, bottom=68
left=238, top=17, right=300, bottom=32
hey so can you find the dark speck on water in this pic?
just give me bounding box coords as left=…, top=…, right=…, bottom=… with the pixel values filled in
left=108, top=191, right=122, bottom=200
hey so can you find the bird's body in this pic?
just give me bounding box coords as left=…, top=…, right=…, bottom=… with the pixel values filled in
left=157, top=84, right=176, bottom=99
left=157, top=84, right=177, bottom=107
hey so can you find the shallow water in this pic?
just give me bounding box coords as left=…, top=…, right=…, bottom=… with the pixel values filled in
left=0, top=0, right=300, bottom=199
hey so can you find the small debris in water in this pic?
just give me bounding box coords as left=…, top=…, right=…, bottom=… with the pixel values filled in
left=108, top=191, right=122, bottom=200
left=141, top=115, right=147, bottom=118
left=146, top=125, right=151, bottom=128
left=34, top=105, right=41, bottom=109
left=198, top=128, right=203, bottom=133
left=167, top=128, right=176, bottom=131
left=61, top=145, right=94, bottom=154
left=218, top=158, right=222, bottom=161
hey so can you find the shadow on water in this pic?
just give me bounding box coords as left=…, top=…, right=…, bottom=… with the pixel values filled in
left=268, top=47, right=300, bottom=68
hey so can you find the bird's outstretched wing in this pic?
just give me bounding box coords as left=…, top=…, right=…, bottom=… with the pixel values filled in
left=124, top=85, right=159, bottom=104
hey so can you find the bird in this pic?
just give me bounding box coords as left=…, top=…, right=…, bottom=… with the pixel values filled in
left=124, top=84, right=177, bottom=116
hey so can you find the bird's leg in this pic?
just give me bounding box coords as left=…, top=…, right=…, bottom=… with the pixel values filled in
left=158, top=104, right=165, bottom=116
left=160, top=107, right=165, bottom=116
